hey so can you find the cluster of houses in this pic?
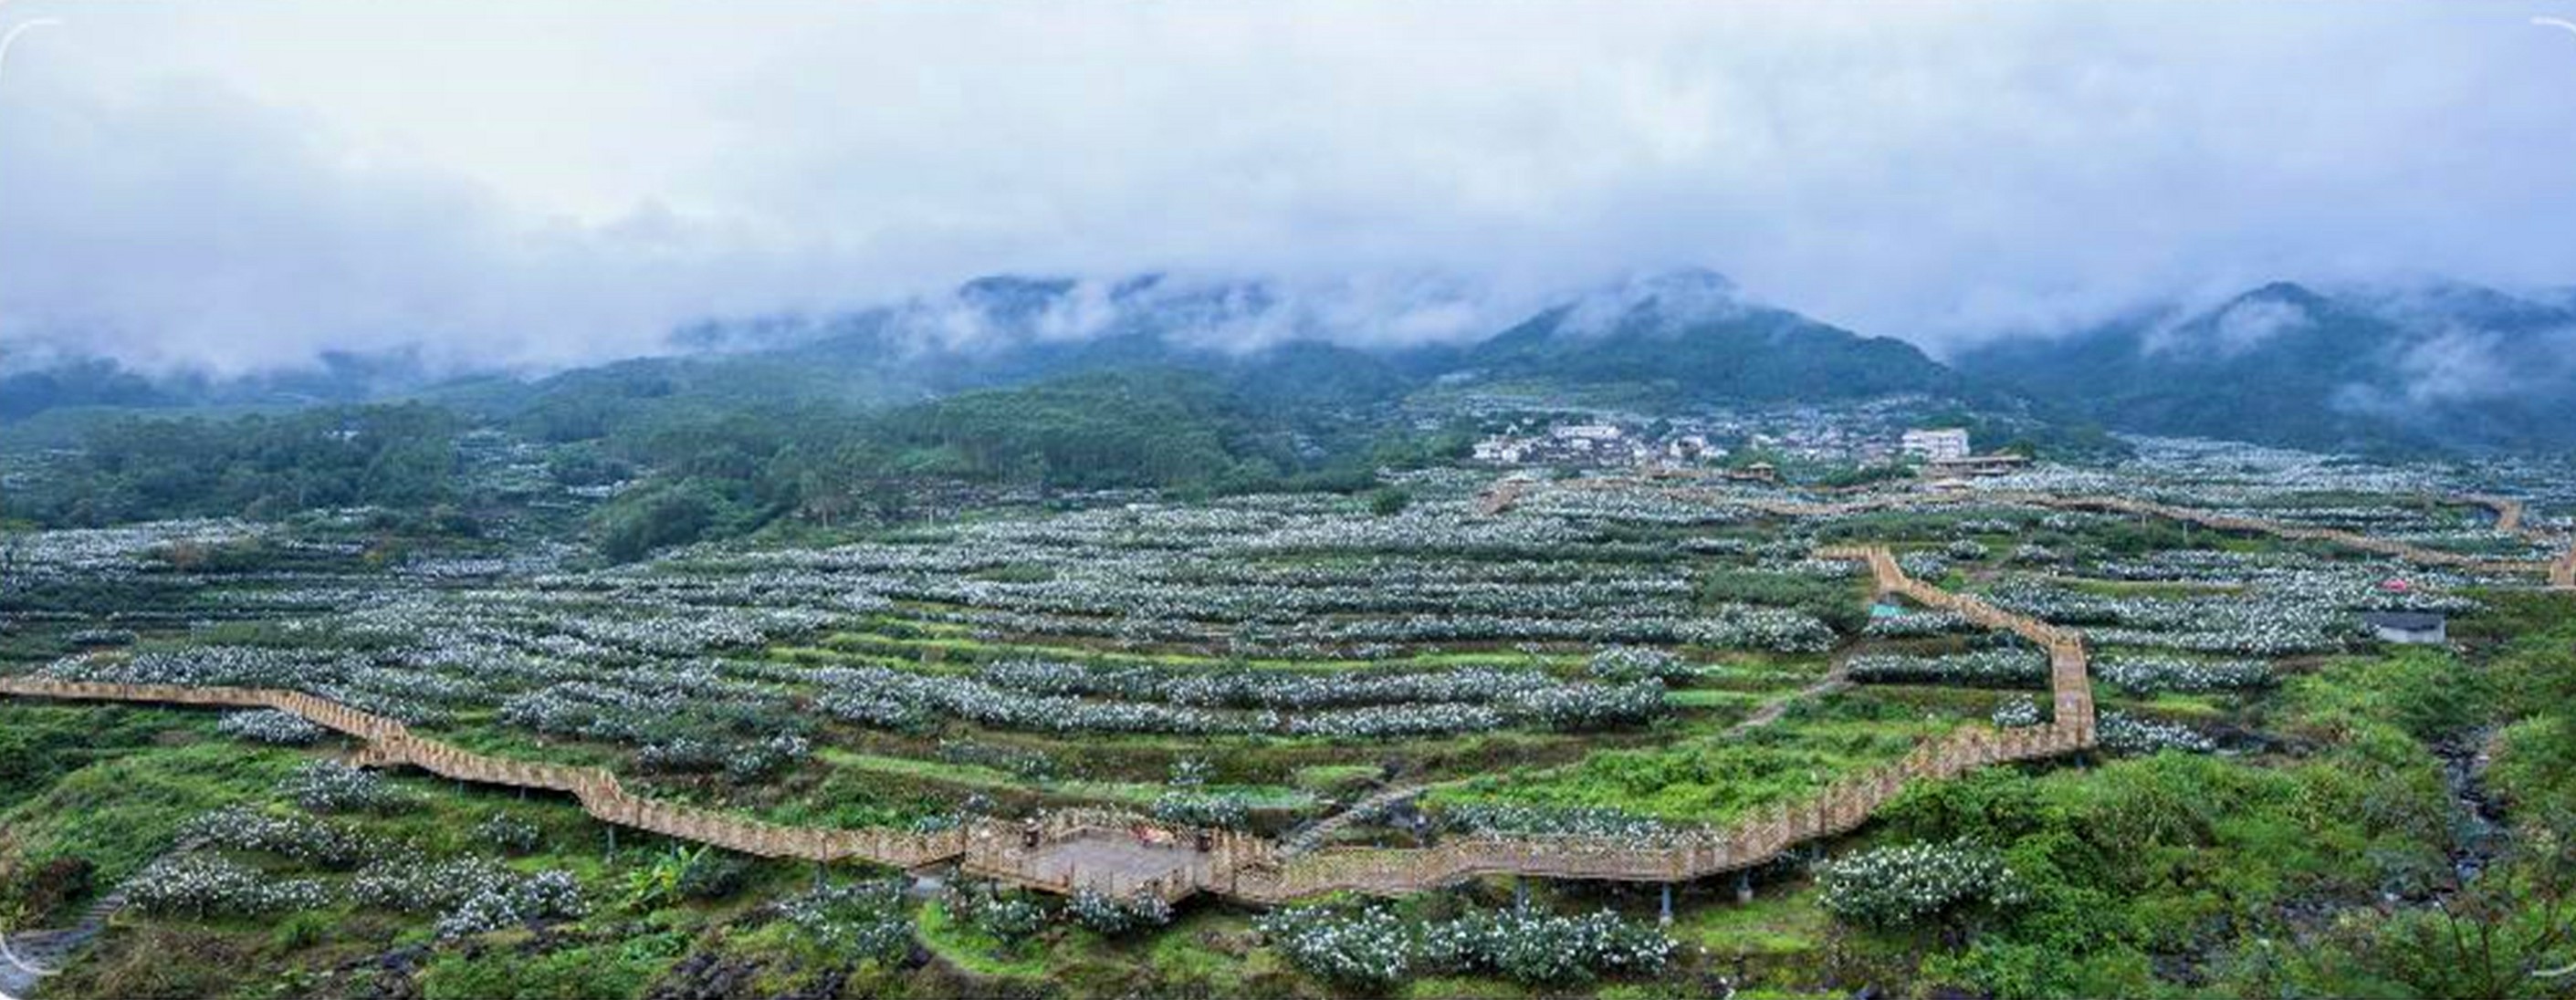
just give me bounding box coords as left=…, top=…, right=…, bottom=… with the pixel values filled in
left=1468, top=419, right=2026, bottom=484
left=1469, top=423, right=1716, bottom=468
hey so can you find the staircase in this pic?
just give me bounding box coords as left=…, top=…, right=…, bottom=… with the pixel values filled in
left=1280, top=784, right=1422, bottom=858
left=0, top=836, right=204, bottom=998
left=2, top=875, right=141, bottom=997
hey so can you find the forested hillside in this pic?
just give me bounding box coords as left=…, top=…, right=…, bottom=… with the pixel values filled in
left=1959, top=282, right=2576, bottom=453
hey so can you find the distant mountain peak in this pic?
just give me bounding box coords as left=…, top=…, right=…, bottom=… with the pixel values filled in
left=1959, top=277, right=2576, bottom=453
left=2236, top=280, right=2325, bottom=307
left=1556, top=267, right=1747, bottom=337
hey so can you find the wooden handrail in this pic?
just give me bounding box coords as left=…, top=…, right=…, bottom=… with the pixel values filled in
left=64, top=478, right=2575, bottom=900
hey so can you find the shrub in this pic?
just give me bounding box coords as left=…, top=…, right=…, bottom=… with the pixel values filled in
left=676, top=852, right=751, bottom=900
left=1509, top=681, right=1670, bottom=731
left=1066, top=888, right=1172, bottom=935
left=1848, top=649, right=2048, bottom=687
left=948, top=881, right=1048, bottom=945
left=2096, top=711, right=2217, bottom=755
left=1257, top=905, right=1417, bottom=987
left=1991, top=696, right=2043, bottom=729
left=1678, top=604, right=1838, bottom=652
left=216, top=709, right=328, bottom=745
left=475, top=814, right=542, bottom=854
left=779, top=880, right=913, bottom=960
left=1817, top=839, right=2029, bottom=926
left=349, top=855, right=587, bottom=938
left=1437, top=803, right=1679, bottom=842
left=277, top=760, right=408, bottom=813
left=435, top=870, right=586, bottom=939
left=1586, top=646, right=1695, bottom=683
left=2095, top=656, right=2270, bottom=694
left=176, top=807, right=374, bottom=868
left=1419, top=904, right=1673, bottom=985
left=1151, top=791, right=1252, bottom=829
left=1368, top=487, right=1413, bottom=516
left=125, top=854, right=331, bottom=917
left=1260, top=902, right=1672, bottom=988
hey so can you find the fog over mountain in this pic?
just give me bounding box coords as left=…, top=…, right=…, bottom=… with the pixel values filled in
left=1958, top=280, right=2576, bottom=453
left=3, top=2, right=2574, bottom=383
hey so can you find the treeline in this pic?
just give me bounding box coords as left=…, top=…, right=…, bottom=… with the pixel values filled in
left=3, top=369, right=1454, bottom=557
left=577, top=370, right=1465, bottom=559
left=6, top=404, right=461, bottom=527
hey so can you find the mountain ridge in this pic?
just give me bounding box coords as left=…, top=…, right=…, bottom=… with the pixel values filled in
left=21, top=271, right=2574, bottom=454
left=1957, top=279, right=2576, bottom=453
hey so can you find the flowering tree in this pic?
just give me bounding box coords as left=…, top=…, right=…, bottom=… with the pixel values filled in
left=1817, top=839, right=2030, bottom=927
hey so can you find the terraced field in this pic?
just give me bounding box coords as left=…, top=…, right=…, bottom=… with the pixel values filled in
left=5, top=450, right=2571, bottom=997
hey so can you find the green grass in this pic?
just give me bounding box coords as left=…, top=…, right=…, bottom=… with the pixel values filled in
left=1, top=713, right=306, bottom=890
left=807, top=746, right=1314, bottom=810
left=1664, top=689, right=1766, bottom=710
left=418, top=930, right=686, bottom=1000
left=1136, top=909, right=1296, bottom=997
left=1404, top=974, right=1535, bottom=998
left=1426, top=711, right=1957, bottom=824
left=916, top=900, right=1051, bottom=979
left=1673, top=886, right=1829, bottom=956
left=1292, top=764, right=1383, bottom=793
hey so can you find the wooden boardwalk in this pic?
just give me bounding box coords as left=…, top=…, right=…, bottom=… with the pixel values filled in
left=0, top=538, right=2096, bottom=905
left=12, top=484, right=2557, bottom=902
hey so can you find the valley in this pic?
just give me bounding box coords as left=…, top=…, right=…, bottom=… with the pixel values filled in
left=6, top=432, right=2574, bottom=998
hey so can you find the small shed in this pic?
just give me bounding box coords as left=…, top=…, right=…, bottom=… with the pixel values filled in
left=2362, top=610, right=2447, bottom=645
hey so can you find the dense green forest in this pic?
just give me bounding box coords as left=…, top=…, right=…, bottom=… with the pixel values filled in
left=4, top=370, right=1464, bottom=561
left=4, top=404, right=462, bottom=527
left=1957, top=282, right=2576, bottom=455
left=579, top=370, right=1462, bottom=560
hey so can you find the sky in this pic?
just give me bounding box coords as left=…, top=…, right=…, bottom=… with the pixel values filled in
left=1, top=1, right=2573, bottom=376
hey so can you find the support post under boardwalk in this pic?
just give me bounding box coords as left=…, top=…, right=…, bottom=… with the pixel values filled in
left=606, top=825, right=617, bottom=857
left=1513, top=877, right=1528, bottom=909
left=1734, top=870, right=1753, bottom=904
left=1660, top=883, right=1673, bottom=923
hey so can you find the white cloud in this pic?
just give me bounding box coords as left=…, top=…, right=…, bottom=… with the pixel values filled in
left=2211, top=298, right=2313, bottom=356
left=2, top=1, right=2573, bottom=374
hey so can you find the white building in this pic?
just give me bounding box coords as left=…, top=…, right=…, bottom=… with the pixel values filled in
left=1471, top=438, right=1530, bottom=464
left=1666, top=435, right=1715, bottom=461
left=1901, top=428, right=1972, bottom=463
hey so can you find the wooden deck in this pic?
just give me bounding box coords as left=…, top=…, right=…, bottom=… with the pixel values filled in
left=8, top=483, right=2561, bottom=903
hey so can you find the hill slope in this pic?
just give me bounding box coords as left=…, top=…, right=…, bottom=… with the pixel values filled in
left=1456, top=270, right=1973, bottom=405
left=1958, top=281, right=2576, bottom=453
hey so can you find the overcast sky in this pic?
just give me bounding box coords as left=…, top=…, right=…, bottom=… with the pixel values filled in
left=2, top=1, right=2572, bottom=375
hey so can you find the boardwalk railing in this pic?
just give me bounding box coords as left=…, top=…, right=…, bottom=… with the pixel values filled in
left=1220, top=543, right=2095, bottom=901
left=0, top=676, right=988, bottom=870
left=0, top=542, right=2088, bottom=903
left=22, top=482, right=2560, bottom=901
left=4, top=503, right=2232, bottom=903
